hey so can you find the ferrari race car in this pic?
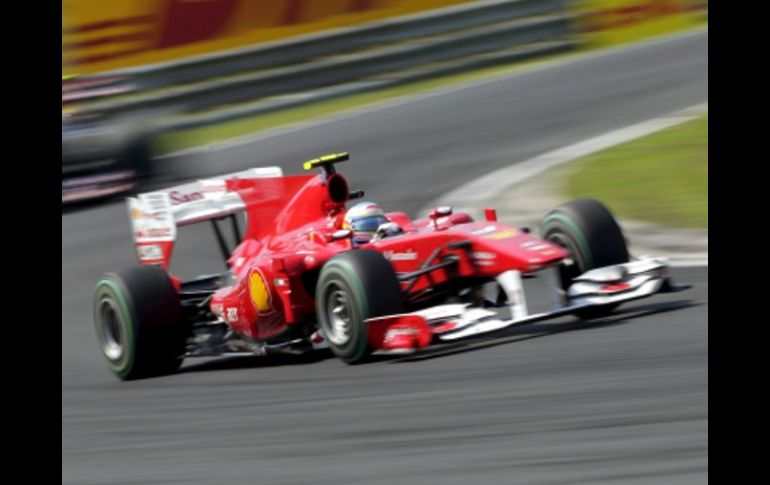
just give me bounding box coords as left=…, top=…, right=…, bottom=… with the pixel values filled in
left=93, top=152, right=688, bottom=380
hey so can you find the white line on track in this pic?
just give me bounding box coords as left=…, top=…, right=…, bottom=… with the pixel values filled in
left=422, top=102, right=708, bottom=267
left=668, top=260, right=709, bottom=268
left=429, top=102, right=708, bottom=207
left=163, top=27, right=708, bottom=158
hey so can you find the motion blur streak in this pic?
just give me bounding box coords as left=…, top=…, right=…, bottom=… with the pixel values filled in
left=62, top=31, right=707, bottom=484
left=62, top=0, right=474, bottom=74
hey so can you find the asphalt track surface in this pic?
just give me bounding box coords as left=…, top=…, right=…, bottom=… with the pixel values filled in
left=62, top=30, right=708, bottom=484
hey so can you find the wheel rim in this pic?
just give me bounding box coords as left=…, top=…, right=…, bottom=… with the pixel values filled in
left=324, top=285, right=353, bottom=346
left=97, top=297, right=125, bottom=361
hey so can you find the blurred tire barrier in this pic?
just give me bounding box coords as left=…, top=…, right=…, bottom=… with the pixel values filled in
left=62, top=0, right=476, bottom=76
left=570, top=0, right=707, bottom=47
left=71, top=0, right=581, bottom=132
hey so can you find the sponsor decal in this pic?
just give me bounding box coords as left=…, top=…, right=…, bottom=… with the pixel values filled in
left=144, top=193, right=170, bottom=211
left=472, top=225, right=497, bottom=235
left=134, top=228, right=173, bottom=239
left=226, top=307, right=238, bottom=323
left=129, top=193, right=175, bottom=242
left=168, top=182, right=227, bottom=205
left=486, top=229, right=518, bottom=240
left=137, top=244, right=163, bottom=261
left=130, top=208, right=165, bottom=221
left=471, top=252, right=496, bottom=266
left=471, top=226, right=519, bottom=239
left=169, top=190, right=204, bottom=205
left=432, top=321, right=459, bottom=333
left=384, top=250, right=418, bottom=261
left=601, top=283, right=631, bottom=292
left=521, top=241, right=552, bottom=251
left=249, top=270, right=274, bottom=314
left=470, top=252, right=496, bottom=260
left=521, top=240, right=561, bottom=256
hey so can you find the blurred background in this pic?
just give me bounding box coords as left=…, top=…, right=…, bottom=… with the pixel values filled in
left=62, top=0, right=707, bottom=211
left=62, top=2, right=707, bottom=484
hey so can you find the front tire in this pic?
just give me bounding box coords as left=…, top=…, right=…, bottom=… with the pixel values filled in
left=93, top=265, right=188, bottom=380
left=540, top=199, right=629, bottom=319
left=316, top=250, right=403, bottom=363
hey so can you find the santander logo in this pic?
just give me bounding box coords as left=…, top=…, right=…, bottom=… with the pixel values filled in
left=169, top=190, right=204, bottom=205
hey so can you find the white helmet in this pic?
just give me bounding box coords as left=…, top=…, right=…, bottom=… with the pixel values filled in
left=343, top=201, right=388, bottom=243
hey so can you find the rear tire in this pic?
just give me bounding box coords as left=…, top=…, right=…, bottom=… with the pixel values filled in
left=93, top=265, right=188, bottom=380
left=539, top=199, right=629, bottom=319
left=316, top=250, right=403, bottom=363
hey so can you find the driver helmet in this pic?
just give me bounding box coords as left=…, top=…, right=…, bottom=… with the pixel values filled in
left=343, top=201, right=388, bottom=245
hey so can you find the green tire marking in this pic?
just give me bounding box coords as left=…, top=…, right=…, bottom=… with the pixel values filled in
left=540, top=213, right=594, bottom=268
left=93, top=279, right=136, bottom=378
left=323, top=257, right=371, bottom=361
left=324, top=258, right=369, bottom=317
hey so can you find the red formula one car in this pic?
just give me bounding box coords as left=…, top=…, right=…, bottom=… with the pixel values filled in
left=93, top=153, right=687, bottom=380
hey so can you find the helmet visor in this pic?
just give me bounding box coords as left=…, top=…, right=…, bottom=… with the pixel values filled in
left=349, top=215, right=387, bottom=234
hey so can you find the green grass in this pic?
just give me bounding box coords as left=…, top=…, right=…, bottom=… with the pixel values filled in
left=565, top=114, right=708, bottom=229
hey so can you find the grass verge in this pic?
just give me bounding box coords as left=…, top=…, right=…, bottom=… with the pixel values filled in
left=565, top=114, right=707, bottom=229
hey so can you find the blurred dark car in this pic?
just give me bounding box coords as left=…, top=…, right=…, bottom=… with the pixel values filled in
left=62, top=76, right=155, bottom=205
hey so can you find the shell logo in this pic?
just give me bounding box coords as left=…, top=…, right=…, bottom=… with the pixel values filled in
left=487, top=229, right=518, bottom=240
left=249, top=270, right=273, bottom=314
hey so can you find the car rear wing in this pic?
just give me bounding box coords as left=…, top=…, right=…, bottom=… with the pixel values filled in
left=302, top=152, right=349, bottom=175
left=127, top=167, right=282, bottom=269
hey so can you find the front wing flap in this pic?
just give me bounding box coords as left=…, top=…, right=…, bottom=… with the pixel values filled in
left=365, top=257, right=686, bottom=352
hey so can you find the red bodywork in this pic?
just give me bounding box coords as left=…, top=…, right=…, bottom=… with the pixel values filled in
left=152, top=171, right=568, bottom=342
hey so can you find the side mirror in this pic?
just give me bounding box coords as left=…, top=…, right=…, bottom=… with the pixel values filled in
left=331, top=229, right=352, bottom=241
left=429, top=206, right=452, bottom=229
